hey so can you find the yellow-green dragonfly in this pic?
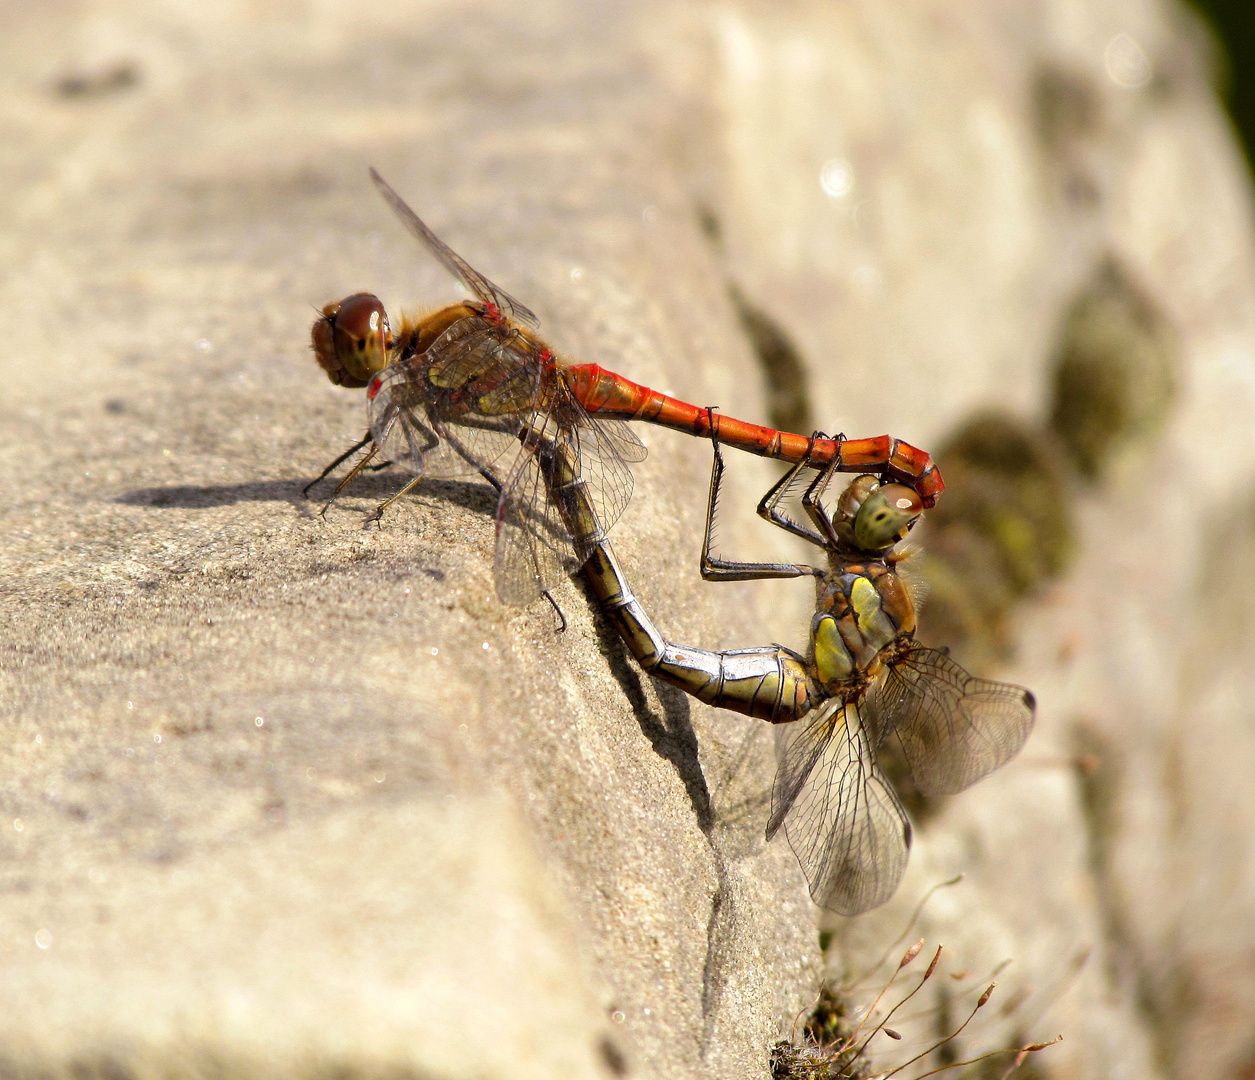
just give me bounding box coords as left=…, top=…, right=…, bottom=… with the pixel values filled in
left=538, top=420, right=1034, bottom=914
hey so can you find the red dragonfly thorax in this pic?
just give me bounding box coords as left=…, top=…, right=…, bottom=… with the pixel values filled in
left=393, top=302, right=487, bottom=362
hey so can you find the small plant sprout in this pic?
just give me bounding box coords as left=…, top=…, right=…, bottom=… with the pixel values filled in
left=770, top=940, right=1061, bottom=1080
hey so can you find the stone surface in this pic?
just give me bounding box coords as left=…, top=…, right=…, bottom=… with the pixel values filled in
left=3, top=1, right=1255, bottom=1079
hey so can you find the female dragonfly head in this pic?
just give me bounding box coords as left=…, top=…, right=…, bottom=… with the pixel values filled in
left=836, top=475, right=925, bottom=554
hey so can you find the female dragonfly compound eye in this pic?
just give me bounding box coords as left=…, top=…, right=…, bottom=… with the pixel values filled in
left=852, top=484, right=923, bottom=550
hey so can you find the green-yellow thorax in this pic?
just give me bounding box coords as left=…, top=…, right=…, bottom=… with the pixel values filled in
left=811, top=560, right=915, bottom=696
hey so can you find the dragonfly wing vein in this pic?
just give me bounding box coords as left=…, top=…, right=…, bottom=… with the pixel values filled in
left=870, top=646, right=1036, bottom=797
left=370, top=168, right=539, bottom=328
left=771, top=699, right=911, bottom=915
left=565, top=414, right=638, bottom=537
left=493, top=413, right=580, bottom=605
left=368, top=365, right=508, bottom=482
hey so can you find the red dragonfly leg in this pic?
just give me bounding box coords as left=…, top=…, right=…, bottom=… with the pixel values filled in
left=303, top=431, right=375, bottom=497
left=699, top=433, right=826, bottom=581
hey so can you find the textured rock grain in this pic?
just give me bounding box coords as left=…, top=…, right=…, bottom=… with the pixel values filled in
left=3, top=2, right=1254, bottom=1079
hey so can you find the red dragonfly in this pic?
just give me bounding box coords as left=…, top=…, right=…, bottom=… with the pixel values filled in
left=310, top=169, right=944, bottom=606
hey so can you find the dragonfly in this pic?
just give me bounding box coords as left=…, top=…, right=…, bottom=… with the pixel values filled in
left=310, top=169, right=945, bottom=607
left=529, top=414, right=1034, bottom=915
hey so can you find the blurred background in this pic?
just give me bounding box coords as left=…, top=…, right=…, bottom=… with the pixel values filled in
left=1189, top=1, right=1255, bottom=166
left=3, top=2, right=1255, bottom=1079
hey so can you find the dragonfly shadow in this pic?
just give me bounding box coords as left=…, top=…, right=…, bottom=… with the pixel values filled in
left=118, top=471, right=500, bottom=519
left=581, top=581, right=715, bottom=835
left=118, top=478, right=311, bottom=509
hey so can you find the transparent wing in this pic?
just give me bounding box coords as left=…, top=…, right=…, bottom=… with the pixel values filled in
left=868, top=646, right=1036, bottom=797
left=593, top=415, right=648, bottom=464
left=493, top=411, right=581, bottom=605
left=366, top=360, right=517, bottom=483
left=370, top=168, right=539, bottom=328
left=558, top=410, right=638, bottom=543
left=768, top=698, right=912, bottom=915
left=368, top=350, right=639, bottom=608
left=423, top=316, right=512, bottom=390
left=428, top=322, right=644, bottom=533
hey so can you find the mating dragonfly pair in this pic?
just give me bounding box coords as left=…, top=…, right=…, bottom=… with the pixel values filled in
left=308, top=170, right=1034, bottom=915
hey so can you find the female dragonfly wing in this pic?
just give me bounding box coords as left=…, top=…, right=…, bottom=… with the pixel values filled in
left=768, top=698, right=912, bottom=915
left=369, top=168, right=540, bottom=328
left=867, top=646, right=1036, bottom=798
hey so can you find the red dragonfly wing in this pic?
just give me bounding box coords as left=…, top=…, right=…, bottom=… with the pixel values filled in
left=557, top=409, right=642, bottom=537
left=584, top=412, right=647, bottom=465
left=492, top=401, right=643, bottom=605
left=493, top=411, right=583, bottom=605
left=767, top=698, right=911, bottom=915
left=370, top=168, right=539, bottom=329
left=367, top=364, right=526, bottom=486
left=423, top=314, right=512, bottom=390
left=431, top=323, right=644, bottom=556
left=867, top=647, right=1036, bottom=797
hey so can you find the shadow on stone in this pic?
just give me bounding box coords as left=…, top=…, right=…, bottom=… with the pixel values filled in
left=118, top=474, right=500, bottom=519
left=580, top=580, right=715, bottom=835
left=118, top=479, right=311, bottom=508
left=728, top=285, right=814, bottom=438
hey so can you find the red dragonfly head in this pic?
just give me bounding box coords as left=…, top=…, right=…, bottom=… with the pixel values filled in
left=310, top=292, right=394, bottom=388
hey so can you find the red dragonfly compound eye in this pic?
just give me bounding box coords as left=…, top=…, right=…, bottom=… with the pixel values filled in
left=310, top=292, right=393, bottom=389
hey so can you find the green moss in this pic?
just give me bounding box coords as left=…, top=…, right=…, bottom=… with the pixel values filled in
left=1049, top=260, right=1177, bottom=480
left=915, top=415, right=1072, bottom=668
left=770, top=984, right=872, bottom=1080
